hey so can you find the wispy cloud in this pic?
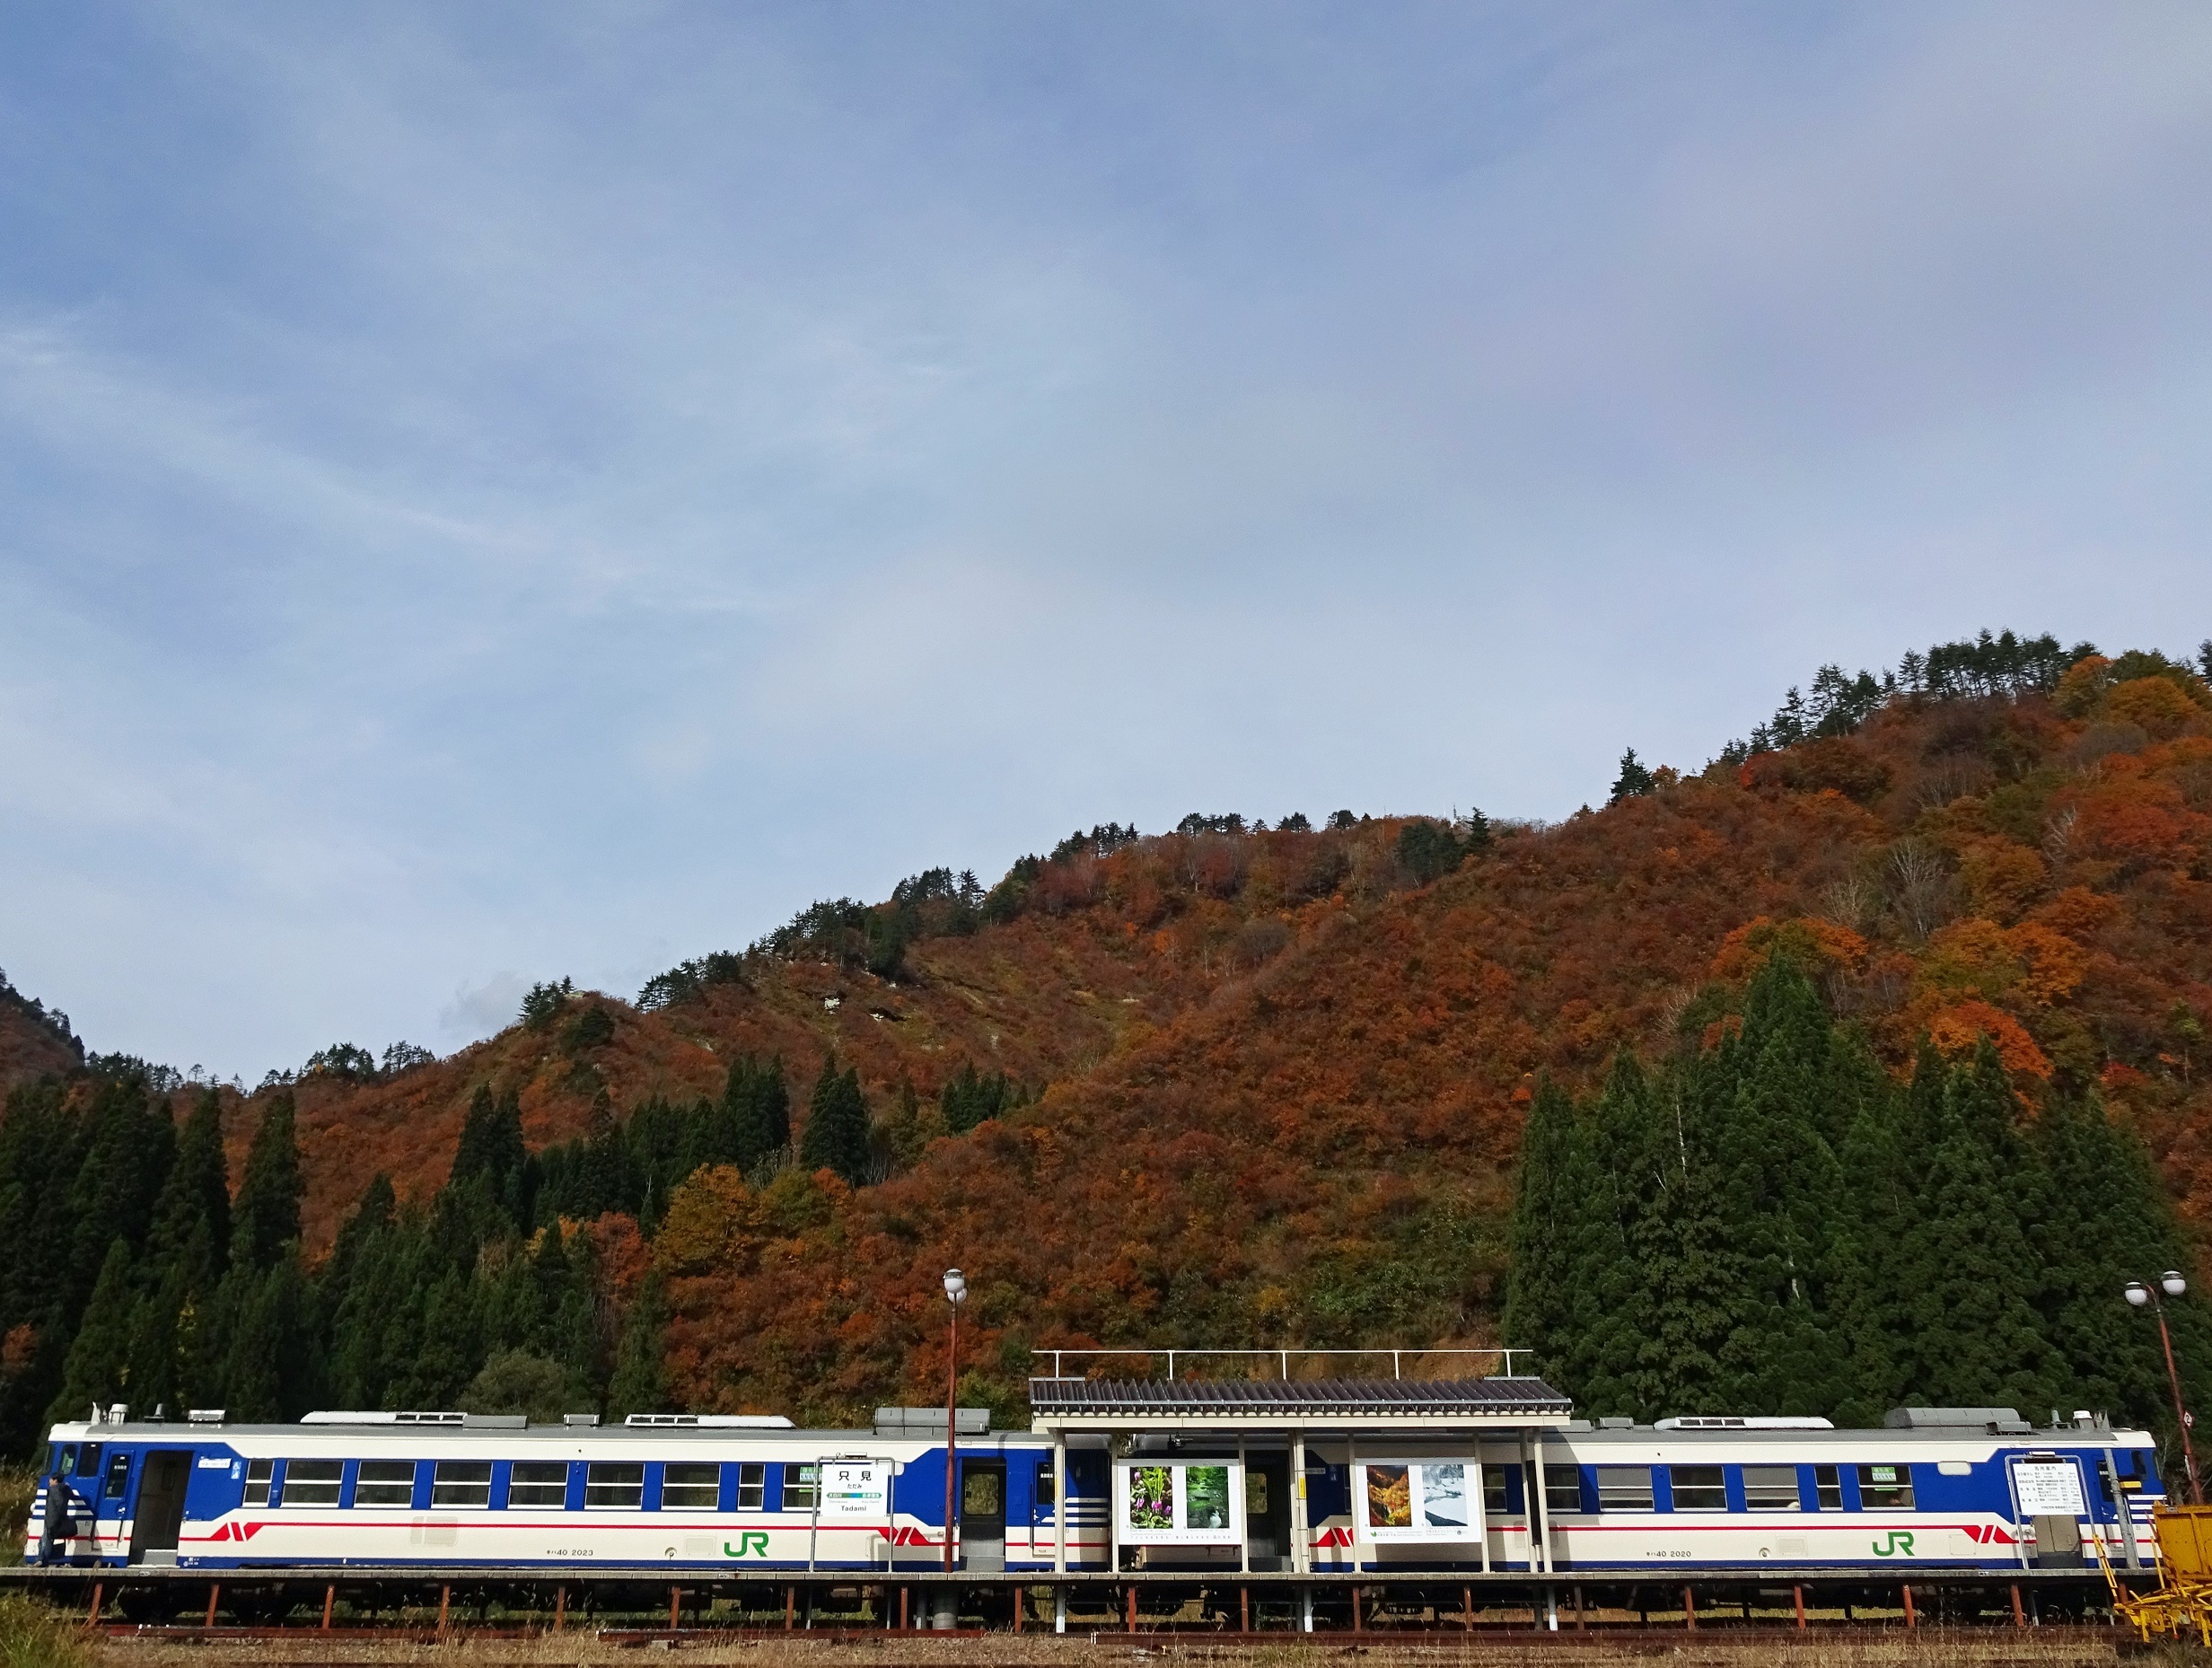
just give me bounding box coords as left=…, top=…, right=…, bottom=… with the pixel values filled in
left=2, top=1, right=2208, bottom=1074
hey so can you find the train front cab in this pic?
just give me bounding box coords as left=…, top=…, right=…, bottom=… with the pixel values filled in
left=30, top=1424, right=221, bottom=1568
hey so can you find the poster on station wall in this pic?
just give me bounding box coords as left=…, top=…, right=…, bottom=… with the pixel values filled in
left=1113, top=1460, right=1245, bottom=1544
left=1353, top=1461, right=1481, bottom=1542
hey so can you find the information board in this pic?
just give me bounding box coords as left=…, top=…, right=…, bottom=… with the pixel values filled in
left=2013, top=1461, right=2086, bottom=1517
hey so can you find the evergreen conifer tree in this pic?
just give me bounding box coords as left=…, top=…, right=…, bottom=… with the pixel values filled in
left=1609, top=749, right=1657, bottom=803
left=1704, top=960, right=1848, bottom=1414
left=1504, top=1078, right=1588, bottom=1391
left=232, top=1093, right=303, bottom=1272
left=800, top=1061, right=871, bottom=1184
left=63, top=1076, right=174, bottom=1315
left=605, top=1271, right=672, bottom=1419
left=1898, top=1040, right=2059, bottom=1409
left=147, top=1088, right=231, bottom=1286
left=48, top=1240, right=134, bottom=1422
left=727, top=1056, right=791, bottom=1171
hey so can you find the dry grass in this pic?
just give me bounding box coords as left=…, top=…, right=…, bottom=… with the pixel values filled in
left=0, top=1471, right=34, bottom=1571
left=0, top=1593, right=91, bottom=1668
left=72, top=1628, right=2141, bottom=1668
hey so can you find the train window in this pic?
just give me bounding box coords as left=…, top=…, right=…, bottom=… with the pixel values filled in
left=243, top=1459, right=273, bottom=1507
left=663, top=1464, right=720, bottom=1510
left=1482, top=1464, right=1510, bottom=1514
left=784, top=1464, right=818, bottom=1511
left=507, top=1462, right=567, bottom=1507
left=1815, top=1465, right=1842, bottom=1509
left=1543, top=1465, right=1584, bottom=1514
left=1742, top=1466, right=1798, bottom=1510
left=736, top=1463, right=766, bottom=1510
left=1040, top=1463, right=1058, bottom=1509
left=282, top=1460, right=343, bottom=1507
left=355, top=1461, right=416, bottom=1506
left=77, top=1445, right=100, bottom=1481
left=585, top=1462, right=645, bottom=1510
left=103, top=1453, right=131, bottom=1499
left=1857, top=1463, right=1914, bottom=1509
left=1669, top=1466, right=1726, bottom=1511
left=432, top=1462, right=493, bottom=1508
left=52, top=1446, right=75, bottom=1478
left=1595, top=1467, right=1654, bottom=1511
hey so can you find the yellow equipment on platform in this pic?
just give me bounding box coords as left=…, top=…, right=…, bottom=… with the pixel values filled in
left=2102, top=1504, right=2212, bottom=1644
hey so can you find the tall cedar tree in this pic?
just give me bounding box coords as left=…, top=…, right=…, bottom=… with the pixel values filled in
left=800, top=1060, right=871, bottom=1185
left=232, top=1092, right=303, bottom=1272
left=1505, top=955, right=2208, bottom=1440
left=605, top=1270, right=672, bottom=1419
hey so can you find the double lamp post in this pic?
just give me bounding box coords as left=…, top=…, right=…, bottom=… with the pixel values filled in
left=2125, top=1270, right=2204, bottom=1506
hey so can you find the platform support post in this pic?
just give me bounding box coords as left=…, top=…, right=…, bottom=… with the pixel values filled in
left=1240, top=1585, right=1250, bottom=1634
left=1901, top=1584, right=1916, bottom=1628
left=1291, top=1432, right=1310, bottom=1575
left=2011, top=1583, right=2025, bottom=1628
left=1462, top=1585, right=1474, bottom=1630
left=1014, top=1584, right=1023, bottom=1632
left=204, top=1584, right=220, bottom=1629
left=554, top=1585, right=566, bottom=1629
left=85, top=1584, right=102, bottom=1627
left=1300, top=1586, right=1313, bottom=1633
left=1054, top=1435, right=1067, bottom=1575
left=1682, top=1585, right=1695, bottom=1630
left=899, top=1586, right=908, bottom=1629
left=1055, top=1585, right=1067, bottom=1634
left=784, top=1585, right=794, bottom=1630
left=1794, top=1585, right=1805, bottom=1629
left=1351, top=1585, right=1362, bottom=1633
left=1126, top=1583, right=1137, bottom=1632
left=322, top=1584, right=335, bottom=1631
left=436, top=1585, right=451, bottom=1636
left=1575, top=1584, right=1586, bottom=1630
left=669, top=1586, right=680, bottom=1630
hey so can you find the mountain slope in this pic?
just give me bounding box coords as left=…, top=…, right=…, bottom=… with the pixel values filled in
left=5, top=632, right=2210, bottom=1433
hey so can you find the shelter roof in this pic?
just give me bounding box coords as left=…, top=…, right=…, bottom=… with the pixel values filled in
left=1028, top=1374, right=1572, bottom=1432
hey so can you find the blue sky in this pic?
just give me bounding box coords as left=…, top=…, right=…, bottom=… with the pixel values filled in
left=3, top=3, right=2208, bottom=1078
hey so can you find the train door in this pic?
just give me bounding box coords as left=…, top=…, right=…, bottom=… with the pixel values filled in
left=1244, top=1454, right=1291, bottom=1570
left=961, top=1460, right=1006, bottom=1571
left=2010, top=1454, right=2090, bottom=1570
left=129, top=1452, right=191, bottom=1565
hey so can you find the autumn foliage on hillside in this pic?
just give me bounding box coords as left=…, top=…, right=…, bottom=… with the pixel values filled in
left=4, top=630, right=2212, bottom=1442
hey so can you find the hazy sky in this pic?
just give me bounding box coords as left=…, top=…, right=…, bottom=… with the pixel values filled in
left=4, top=4, right=2209, bottom=1078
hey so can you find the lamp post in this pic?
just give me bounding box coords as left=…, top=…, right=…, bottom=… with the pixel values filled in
left=943, top=1269, right=968, bottom=1574
left=2125, top=1270, right=2203, bottom=1505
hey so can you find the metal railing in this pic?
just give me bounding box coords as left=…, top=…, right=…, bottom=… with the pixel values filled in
left=1031, top=1346, right=1526, bottom=1381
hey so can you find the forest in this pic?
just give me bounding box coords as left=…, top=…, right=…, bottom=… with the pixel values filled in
left=2, top=629, right=2211, bottom=1458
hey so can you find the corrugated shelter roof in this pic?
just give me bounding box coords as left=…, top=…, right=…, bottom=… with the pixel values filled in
left=1028, top=1374, right=1571, bottom=1428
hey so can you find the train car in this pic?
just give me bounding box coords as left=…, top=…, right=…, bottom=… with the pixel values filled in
left=1295, top=1408, right=2164, bottom=1575
left=25, top=1397, right=2165, bottom=1584
left=23, top=1406, right=1113, bottom=1574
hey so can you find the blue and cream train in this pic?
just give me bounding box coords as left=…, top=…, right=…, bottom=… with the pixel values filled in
left=24, top=1399, right=2166, bottom=1576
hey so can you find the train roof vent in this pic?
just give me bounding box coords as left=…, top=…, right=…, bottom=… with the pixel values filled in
left=1654, top=1416, right=1836, bottom=1431
left=876, top=1406, right=990, bottom=1436
left=623, top=1414, right=795, bottom=1428
left=303, top=1410, right=467, bottom=1425
left=1885, top=1407, right=2027, bottom=1432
